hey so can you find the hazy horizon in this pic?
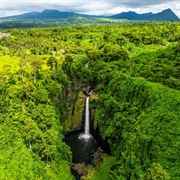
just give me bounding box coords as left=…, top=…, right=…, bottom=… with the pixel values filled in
left=0, top=0, right=179, bottom=18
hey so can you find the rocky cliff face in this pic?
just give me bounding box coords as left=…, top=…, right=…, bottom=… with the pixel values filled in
left=63, top=90, right=98, bottom=133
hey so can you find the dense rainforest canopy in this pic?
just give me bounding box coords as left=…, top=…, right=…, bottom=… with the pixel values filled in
left=0, top=22, right=180, bottom=179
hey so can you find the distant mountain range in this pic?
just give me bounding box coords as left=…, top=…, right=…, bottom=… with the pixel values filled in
left=111, top=8, right=179, bottom=21
left=0, top=8, right=179, bottom=22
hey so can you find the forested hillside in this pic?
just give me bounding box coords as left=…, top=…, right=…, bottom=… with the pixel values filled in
left=0, top=22, right=180, bottom=179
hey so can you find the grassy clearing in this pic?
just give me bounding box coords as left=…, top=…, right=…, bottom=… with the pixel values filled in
left=0, top=55, right=65, bottom=74
left=0, top=55, right=20, bottom=72
left=100, top=18, right=127, bottom=23
left=0, top=55, right=51, bottom=72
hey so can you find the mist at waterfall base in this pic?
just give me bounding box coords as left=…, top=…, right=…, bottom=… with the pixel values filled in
left=65, top=96, right=98, bottom=164
left=65, top=131, right=98, bottom=164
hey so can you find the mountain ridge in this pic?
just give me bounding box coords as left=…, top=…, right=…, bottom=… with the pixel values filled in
left=0, top=8, right=179, bottom=21
left=111, top=8, right=179, bottom=21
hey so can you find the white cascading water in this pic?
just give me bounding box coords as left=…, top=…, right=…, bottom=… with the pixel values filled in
left=79, top=90, right=93, bottom=140
left=84, top=96, right=90, bottom=136
left=79, top=95, right=92, bottom=140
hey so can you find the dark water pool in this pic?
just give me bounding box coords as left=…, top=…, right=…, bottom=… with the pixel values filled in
left=65, top=130, right=99, bottom=164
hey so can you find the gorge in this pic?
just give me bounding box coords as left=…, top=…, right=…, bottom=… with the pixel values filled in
left=65, top=94, right=100, bottom=179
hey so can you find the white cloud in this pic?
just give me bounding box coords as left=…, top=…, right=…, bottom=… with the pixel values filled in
left=0, top=0, right=179, bottom=17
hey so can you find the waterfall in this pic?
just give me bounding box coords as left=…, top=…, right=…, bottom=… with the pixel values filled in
left=84, top=96, right=90, bottom=136
left=79, top=95, right=92, bottom=140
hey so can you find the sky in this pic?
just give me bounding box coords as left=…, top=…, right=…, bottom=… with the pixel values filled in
left=0, top=0, right=179, bottom=18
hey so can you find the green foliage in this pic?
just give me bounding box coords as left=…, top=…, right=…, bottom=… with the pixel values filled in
left=90, top=156, right=116, bottom=180
left=0, top=66, right=73, bottom=179
left=146, top=163, right=170, bottom=180
left=95, top=74, right=180, bottom=179
left=0, top=17, right=128, bottom=29
left=47, top=56, right=58, bottom=70
left=0, top=22, right=180, bottom=179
